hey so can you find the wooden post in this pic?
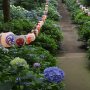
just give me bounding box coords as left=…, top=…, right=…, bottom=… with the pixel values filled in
left=2, top=0, right=10, bottom=22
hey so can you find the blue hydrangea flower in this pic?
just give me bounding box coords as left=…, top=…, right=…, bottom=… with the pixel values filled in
left=44, top=67, right=65, bottom=83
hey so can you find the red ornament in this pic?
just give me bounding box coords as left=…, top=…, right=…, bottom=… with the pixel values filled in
left=26, top=33, right=35, bottom=44
left=38, top=21, right=44, bottom=27
left=36, top=24, right=41, bottom=32
left=15, top=36, right=25, bottom=47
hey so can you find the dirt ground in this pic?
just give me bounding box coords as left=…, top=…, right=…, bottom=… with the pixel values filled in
left=57, top=0, right=90, bottom=90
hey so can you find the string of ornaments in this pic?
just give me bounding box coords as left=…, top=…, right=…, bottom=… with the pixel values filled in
left=0, top=0, right=49, bottom=48
left=76, top=0, right=90, bottom=16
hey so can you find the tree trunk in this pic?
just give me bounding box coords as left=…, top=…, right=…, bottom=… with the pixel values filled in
left=3, top=0, right=10, bottom=23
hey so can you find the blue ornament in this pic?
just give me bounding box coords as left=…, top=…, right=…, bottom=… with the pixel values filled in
left=6, top=33, right=15, bottom=46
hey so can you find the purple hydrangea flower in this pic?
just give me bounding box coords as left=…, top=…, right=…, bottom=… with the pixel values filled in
left=33, top=63, right=40, bottom=68
left=44, top=67, right=65, bottom=83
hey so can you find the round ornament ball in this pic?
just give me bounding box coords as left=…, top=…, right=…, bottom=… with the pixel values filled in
left=42, top=15, right=47, bottom=22
left=36, top=24, right=41, bottom=31
left=26, top=33, right=36, bottom=44
left=15, top=35, right=26, bottom=47
left=38, top=21, right=44, bottom=27
left=1, top=32, right=15, bottom=47
left=31, top=29, right=39, bottom=37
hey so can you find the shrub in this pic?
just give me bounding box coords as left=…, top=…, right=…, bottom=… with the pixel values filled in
left=10, top=5, right=39, bottom=21
left=0, top=10, right=3, bottom=22
left=10, top=57, right=29, bottom=69
left=8, top=45, right=56, bottom=71
left=33, top=33, right=58, bottom=54
left=49, top=0, right=58, bottom=7
left=74, top=12, right=90, bottom=24
left=48, top=4, right=60, bottom=21
left=0, top=19, right=35, bottom=34
left=78, top=21, right=90, bottom=42
left=14, top=0, right=45, bottom=10
left=41, top=19, right=63, bottom=42
left=83, top=0, right=90, bottom=6
left=0, top=47, right=13, bottom=82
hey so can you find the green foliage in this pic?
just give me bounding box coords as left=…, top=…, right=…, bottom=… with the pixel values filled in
left=41, top=19, right=63, bottom=49
left=0, top=53, right=11, bottom=73
left=0, top=45, right=64, bottom=90
left=8, top=45, right=56, bottom=71
left=33, top=33, right=58, bottom=54
left=10, top=57, right=29, bottom=69
left=41, top=19, right=63, bottom=42
left=0, top=0, right=2, bottom=10
left=78, top=21, right=90, bottom=42
left=49, top=0, right=58, bottom=7
left=0, top=10, right=3, bottom=22
left=14, top=0, right=45, bottom=10
left=87, top=39, right=90, bottom=60
left=0, top=19, right=35, bottom=34
left=74, top=11, right=85, bottom=24
left=65, top=0, right=77, bottom=11
left=83, top=0, right=90, bottom=6
left=74, top=11, right=90, bottom=24
left=48, top=4, right=60, bottom=21
left=0, top=82, right=13, bottom=90
left=0, top=47, right=13, bottom=82
left=10, top=5, right=44, bottom=21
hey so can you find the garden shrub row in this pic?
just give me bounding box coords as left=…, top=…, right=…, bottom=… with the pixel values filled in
left=14, top=0, right=46, bottom=10
left=0, top=0, right=64, bottom=90
left=64, top=0, right=90, bottom=45
left=33, top=19, right=63, bottom=55
left=0, top=46, right=64, bottom=90
left=64, top=0, right=90, bottom=61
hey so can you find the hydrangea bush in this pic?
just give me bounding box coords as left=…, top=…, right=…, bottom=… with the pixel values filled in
left=10, top=5, right=44, bottom=21
left=10, top=57, right=29, bottom=69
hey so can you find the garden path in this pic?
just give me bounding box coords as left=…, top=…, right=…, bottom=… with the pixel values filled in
left=57, top=0, right=90, bottom=90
